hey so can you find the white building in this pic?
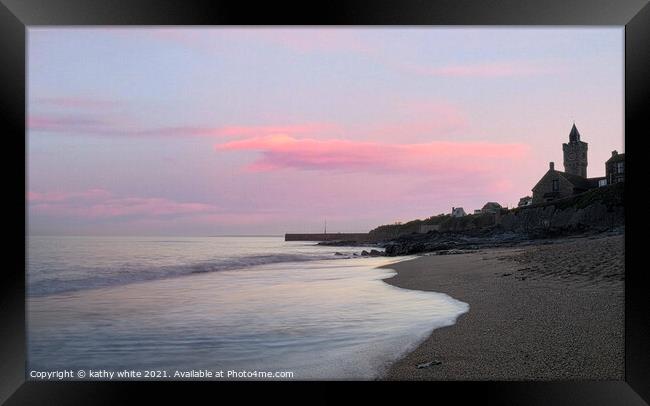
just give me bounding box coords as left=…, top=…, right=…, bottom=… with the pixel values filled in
left=451, top=207, right=466, bottom=217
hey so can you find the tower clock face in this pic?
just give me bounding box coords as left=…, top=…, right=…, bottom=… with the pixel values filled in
left=568, top=152, right=576, bottom=160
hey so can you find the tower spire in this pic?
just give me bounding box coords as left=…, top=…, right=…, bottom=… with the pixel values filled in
left=569, top=123, right=580, bottom=142
left=563, top=122, right=588, bottom=177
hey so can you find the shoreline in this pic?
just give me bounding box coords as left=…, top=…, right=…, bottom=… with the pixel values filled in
left=379, top=233, right=624, bottom=380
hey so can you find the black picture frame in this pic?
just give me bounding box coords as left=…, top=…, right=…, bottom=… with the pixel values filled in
left=1, top=0, right=648, bottom=404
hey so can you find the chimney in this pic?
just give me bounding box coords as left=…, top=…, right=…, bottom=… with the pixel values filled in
left=611, top=150, right=618, bottom=157
left=549, top=162, right=555, bottom=171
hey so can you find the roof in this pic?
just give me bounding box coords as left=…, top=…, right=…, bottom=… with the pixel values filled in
left=558, top=171, right=593, bottom=190
left=606, top=153, right=625, bottom=164
left=569, top=124, right=581, bottom=142
left=482, top=202, right=502, bottom=210
left=532, top=169, right=595, bottom=192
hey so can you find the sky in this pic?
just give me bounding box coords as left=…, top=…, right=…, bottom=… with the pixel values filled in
left=27, top=27, right=624, bottom=236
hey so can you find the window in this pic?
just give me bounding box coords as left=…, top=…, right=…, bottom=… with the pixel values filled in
left=616, top=162, right=624, bottom=173
left=552, top=179, right=559, bottom=192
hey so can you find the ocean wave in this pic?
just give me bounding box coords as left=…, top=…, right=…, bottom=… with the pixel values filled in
left=28, top=253, right=341, bottom=298
left=188, top=253, right=333, bottom=274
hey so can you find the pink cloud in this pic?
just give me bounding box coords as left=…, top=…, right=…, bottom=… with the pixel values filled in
left=29, top=113, right=334, bottom=139
left=27, top=188, right=112, bottom=203
left=215, top=134, right=529, bottom=173
left=28, top=189, right=218, bottom=220
left=28, top=115, right=217, bottom=137
left=133, top=123, right=336, bottom=138
left=131, top=126, right=225, bottom=137
left=28, top=114, right=211, bottom=137
left=80, top=197, right=216, bottom=218
left=28, top=116, right=108, bottom=133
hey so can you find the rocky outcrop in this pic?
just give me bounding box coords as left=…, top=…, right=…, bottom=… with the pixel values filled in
left=360, top=249, right=384, bottom=257
left=499, top=202, right=623, bottom=237
left=382, top=228, right=527, bottom=256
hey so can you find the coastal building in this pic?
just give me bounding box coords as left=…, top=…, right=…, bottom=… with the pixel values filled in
left=562, top=123, right=589, bottom=177
left=518, top=196, right=533, bottom=207
left=606, top=151, right=625, bottom=184
left=531, top=124, right=621, bottom=204
left=451, top=207, right=466, bottom=217
left=481, top=202, right=502, bottom=214
left=473, top=209, right=482, bottom=215
left=532, top=162, right=600, bottom=204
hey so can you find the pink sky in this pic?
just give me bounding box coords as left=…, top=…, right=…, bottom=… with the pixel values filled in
left=27, top=28, right=624, bottom=235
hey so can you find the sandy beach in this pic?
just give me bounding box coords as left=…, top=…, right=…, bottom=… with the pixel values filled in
left=381, top=233, right=624, bottom=380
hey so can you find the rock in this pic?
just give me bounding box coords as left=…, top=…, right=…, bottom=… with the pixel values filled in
left=369, top=249, right=383, bottom=256
left=361, top=250, right=369, bottom=256
left=318, top=240, right=363, bottom=246
left=501, top=273, right=512, bottom=277
left=416, top=360, right=442, bottom=369
left=334, top=252, right=344, bottom=256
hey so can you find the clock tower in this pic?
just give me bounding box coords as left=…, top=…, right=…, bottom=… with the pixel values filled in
left=562, top=123, right=588, bottom=177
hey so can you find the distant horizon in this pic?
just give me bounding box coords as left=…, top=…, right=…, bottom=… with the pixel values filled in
left=28, top=27, right=623, bottom=236
left=28, top=233, right=296, bottom=238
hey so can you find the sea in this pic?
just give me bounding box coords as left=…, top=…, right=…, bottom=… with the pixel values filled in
left=27, top=236, right=468, bottom=380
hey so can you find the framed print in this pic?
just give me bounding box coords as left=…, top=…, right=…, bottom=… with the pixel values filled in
left=1, top=0, right=649, bottom=404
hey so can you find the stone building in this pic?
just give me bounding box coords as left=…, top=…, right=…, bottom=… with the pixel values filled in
left=606, top=150, right=625, bottom=184
left=531, top=124, right=621, bottom=204
left=531, top=162, right=600, bottom=204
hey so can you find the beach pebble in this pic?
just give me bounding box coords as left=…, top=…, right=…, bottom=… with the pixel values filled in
left=416, top=360, right=442, bottom=369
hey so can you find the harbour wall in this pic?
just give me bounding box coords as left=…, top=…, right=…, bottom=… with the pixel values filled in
left=284, top=233, right=370, bottom=242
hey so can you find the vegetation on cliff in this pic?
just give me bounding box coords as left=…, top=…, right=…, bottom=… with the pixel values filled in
left=369, top=211, right=500, bottom=242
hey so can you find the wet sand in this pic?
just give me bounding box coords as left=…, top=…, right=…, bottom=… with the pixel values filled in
left=381, top=234, right=624, bottom=380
